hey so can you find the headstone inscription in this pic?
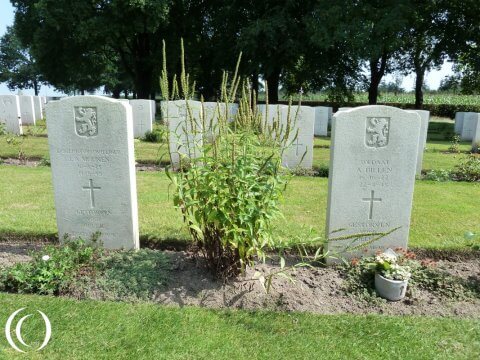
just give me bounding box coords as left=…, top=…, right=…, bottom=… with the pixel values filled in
left=325, top=106, right=421, bottom=262
left=46, top=96, right=139, bottom=249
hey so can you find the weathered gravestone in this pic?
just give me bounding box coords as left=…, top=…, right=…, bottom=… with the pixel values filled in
left=461, top=112, right=478, bottom=141
left=46, top=96, right=139, bottom=249
left=18, top=95, right=35, bottom=125
left=314, top=107, right=330, bottom=136
left=409, top=110, right=430, bottom=176
left=129, top=99, right=153, bottom=138
left=162, top=100, right=203, bottom=169
left=454, top=112, right=466, bottom=135
left=33, top=96, right=43, bottom=121
left=0, top=95, right=23, bottom=135
left=280, top=106, right=315, bottom=169
left=325, top=106, right=421, bottom=261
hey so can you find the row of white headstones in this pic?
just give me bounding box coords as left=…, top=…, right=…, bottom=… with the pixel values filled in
left=42, top=96, right=430, bottom=263
left=454, top=112, right=480, bottom=145
left=0, top=95, right=47, bottom=134
left=163, top=101, right=430, bottom=177
left=0, top=95, right=157, bottom=138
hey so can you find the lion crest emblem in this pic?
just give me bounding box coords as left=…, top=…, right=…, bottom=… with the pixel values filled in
left=75, top=107, right=97, bottom=137
left=365, top=117, right=390, bottom=148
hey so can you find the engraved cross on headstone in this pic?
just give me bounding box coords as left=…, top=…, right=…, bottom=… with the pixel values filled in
left=362, top=190, right=382, bottom=220
left=82, top=179, right=101, bottom=208
left=293, top=137, right=304, bottom=156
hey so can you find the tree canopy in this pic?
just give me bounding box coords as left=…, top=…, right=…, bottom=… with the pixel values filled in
left=2, top=0, right=479, bottom=105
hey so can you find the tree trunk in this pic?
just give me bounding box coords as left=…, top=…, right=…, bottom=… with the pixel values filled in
left=414, top=64, right=425, bottom=109
left=368, top=51, right=388, bottom=105
left=133, top=33, right=153, bottom=99
left=265, top=69, right=281, bottom=104
left=33, top=80, right=39, bottom=96
left=112, top=89, right=121, bottom=99
left=81, top=89, right=85, bottom=95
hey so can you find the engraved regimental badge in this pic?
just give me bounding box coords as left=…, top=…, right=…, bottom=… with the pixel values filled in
left=74, top=107, right=98, bottom=137
left=365, top=117, right=390, bottom=148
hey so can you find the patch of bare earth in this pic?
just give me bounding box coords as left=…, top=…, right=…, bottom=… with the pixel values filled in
left=1, top=242, right=479, bottom=317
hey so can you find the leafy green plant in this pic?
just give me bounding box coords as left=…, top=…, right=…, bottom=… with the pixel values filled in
left=448, top=134, right=461, bottom=153
left=67, top=249, right=170, bottom=302
left=0, top=122, right=6, bottom=135
left=39, top=155, right=51, bottom=167
left=451, top=154, right=480, bottom=181
left=143, top=127, right=165, bottom=143
left=161, top=41, right=295, bottom=278
left=464, top=231, right=480, bottom=250
left=0, top=238, right=102, bottom=295
left=5, top=134, right=26, bottom=161
left=423, top=169, right=452, bottom=181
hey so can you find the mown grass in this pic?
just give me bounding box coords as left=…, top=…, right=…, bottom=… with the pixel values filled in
left=0, top=293, right=478, bottom=360
left=0, top=166, right=478, bottom=250
left=0, top=121, right=473, bottom=171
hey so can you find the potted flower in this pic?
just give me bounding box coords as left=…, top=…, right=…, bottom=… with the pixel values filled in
left=372, top=249, right=411, bottom=301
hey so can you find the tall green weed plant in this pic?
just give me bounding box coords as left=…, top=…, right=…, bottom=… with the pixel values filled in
left=161, top=40, right=298, bottom=278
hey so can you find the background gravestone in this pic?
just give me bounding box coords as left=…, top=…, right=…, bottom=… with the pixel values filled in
left=326, top=106, right=420, bottom=261
left=314, top=107, right=330, bottom=136
left=280, top=105, right=315, bottom=169
left=461, top=112, right=478, bottom=141
left=129, top=99, right=153, bottom=138
left=0, top=95, right=23, bottom=135
left=33, top=96, right=43, bottom=121
left=454, top=112, right=466, bottom=134
left=410, top=110, right=430, bottom=176
left=18, top=95, right=35, bottom=125
left=46, top=96, right=139, bottom=250
left=470, top=114, right=480, bottom=147
left=162, top=100, right=203, bottom=169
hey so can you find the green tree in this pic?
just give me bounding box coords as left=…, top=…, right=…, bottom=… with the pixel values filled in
left=12, top=0, right=170, bottom=98
left=0, top=26, right=44, bottom=95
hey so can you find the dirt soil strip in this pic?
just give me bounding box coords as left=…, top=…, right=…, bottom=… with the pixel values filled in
left=1, top=242, right=479, bottom=317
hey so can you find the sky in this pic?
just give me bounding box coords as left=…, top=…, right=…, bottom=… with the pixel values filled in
left=0, top=1, right=453, bottom=96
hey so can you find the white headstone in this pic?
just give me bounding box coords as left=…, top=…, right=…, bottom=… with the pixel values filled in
left=314, top=107, right=330, bottom=136
left=41, top=96, right=47, bottom=111
left=454, top=112, right=466, bottom=134
left=409, top=110, right=430, bottom=176
left=46, top=96, right=139, bottom=250
left=0, top=95, right=23, bottom=135
left=469, top=113, right=480, bottom=147
left=129, top=99, right=153, bottom=138
left=325, top=106, right=421, bottom=261
left=461, top=112, right=478, bottom=141
left=280, top=106, right=314, bottom=169
left=33, top=96, right=43, bottom=121
left=162, top=100, right=203, bottom=169
left=151, top=100, right=156, bottom=118
left=18, top=95, right=36, bottom=125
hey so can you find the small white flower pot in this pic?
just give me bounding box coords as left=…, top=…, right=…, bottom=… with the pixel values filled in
left=375, top=273, right=408, bottom=301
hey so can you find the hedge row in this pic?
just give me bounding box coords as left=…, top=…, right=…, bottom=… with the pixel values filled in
left=269, top=101, right=480, bottom=119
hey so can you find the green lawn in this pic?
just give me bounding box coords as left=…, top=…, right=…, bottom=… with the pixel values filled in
left=0, top=293, right=478, bottom=359
left=0, top=166, right=478, bottom=250
left=0, top=126, right=473, bottom=171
